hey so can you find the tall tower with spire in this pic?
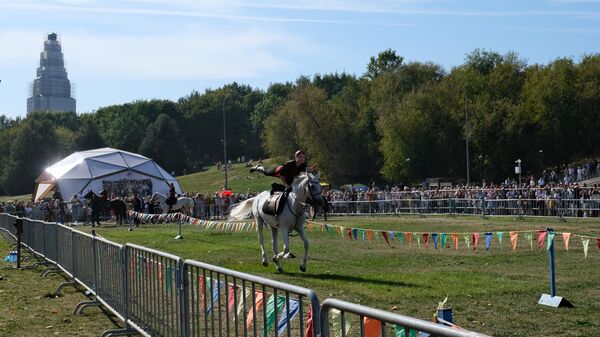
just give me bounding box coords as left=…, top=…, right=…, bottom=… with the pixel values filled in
left=27, top=33, right=76, bottom=114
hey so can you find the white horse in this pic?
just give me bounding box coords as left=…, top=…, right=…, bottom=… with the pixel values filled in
left=151, top=192, right=195, bottom=216
left=229, top=172, right=325, bottom=273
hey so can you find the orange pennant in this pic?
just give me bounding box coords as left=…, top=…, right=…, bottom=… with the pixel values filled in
left=363, top=316, right=382, bottom=337
left=562, top=233, right=571, bottom=251
left=451, top=233, right=459, bottom=250
left=510, top=231, right=518, bottom=251
left=246, top=291, right=265, bottom=328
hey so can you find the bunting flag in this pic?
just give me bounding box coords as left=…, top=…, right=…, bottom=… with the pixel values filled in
left=305, top=306, right=314, bottom=337
left=405, top=232, right=412, bottom=246
left=165, top=266, right=172, bottom=292
left=524, top=232, right=533, bottom=251
left=381, top=231, right=390, bottom=244
left=367, top=229, right=374, bottom=241
left=227, top=285, right=236, bottom=313
left=277, top=299, right=299, bottom=336
left=537, top=230, right=547, bottom=251
left=363, top=316, right=382, bottom=337
left=463, top=234, right=470, bottom=249
left=158, top=262, right=163, bottom=286
left=360, top=229, right=366, bottom=241
left=347, top=228, right=353, bottom=240
left=451, top=233, right=459, bottom=250
left=485, top=232, right=493, bottom=251
left=416, top=233, right=421, bottom=248
left=394, top=325, right=417, bottom=337
left=432, top=233, right=438, bottom=249
left=510, top=232, right=518, bottom=251
left=472, top=233, right=480, bottom=250
left=237, top=288, right=252, bottom=317
left=246, top=291, right=265, bottom=328
left=335, top=226, right=343, bottom=237
left=331, top=309, right=351, bottom=337
left=562, top=233, right=571, bottom=251
left=597, top=238, right=600, bottom=252
left=352, top=228, right=358, bottom=240
left=423, top=233, right=429, bottom=248
left=263, top=295, right=286, bottom=337
left=207, top=280, right=224, bottom=313
left=496, top=232, right=504, bottom=250
left=582, top=238, right=590, bottom=258
left=388, top=231, right=395, bottom=242
left=396, top=232, right=404, bottom=245
left=440, top=233, right=448, bottom=249
left=547, top=232, right=556, bottom=251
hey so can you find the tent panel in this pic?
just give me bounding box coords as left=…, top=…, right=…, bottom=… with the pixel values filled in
left=87, top=160, right=126, bottom=178
left=34, top=183, right=55, bottom=201
left=57, top=179, right=91, bottom=199
left=60, top=162, right=92, bottom=179
left=46, top=153, right=85, bottom=179
left=156, top=164, right=176, bottom=180
left=132, top=161, right=163, bottom=179
left=89, top=152, right=128, bottom=167
left=121, top=153, right=151, bottom=167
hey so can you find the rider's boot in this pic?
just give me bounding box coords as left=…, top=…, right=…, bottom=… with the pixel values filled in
left=250, top=165, right=265, bottom=173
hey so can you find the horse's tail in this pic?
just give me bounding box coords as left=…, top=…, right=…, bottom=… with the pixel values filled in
left=228, top=197, right=256, bottom=220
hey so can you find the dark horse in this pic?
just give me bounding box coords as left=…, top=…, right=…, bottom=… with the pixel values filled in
left=83, top=191, right=127, bottom=227
left=310, top=198, right=329, bottom=221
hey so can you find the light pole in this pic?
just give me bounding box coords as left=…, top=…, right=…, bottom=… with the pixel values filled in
left=465, top=96, right=470, bottom=186
left=223, top=92, right=229, bottom=190
left=515, top=159, right=522, bottom=186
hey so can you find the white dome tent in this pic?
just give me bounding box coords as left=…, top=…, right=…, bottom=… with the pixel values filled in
left=34, top=147, right=182, bottom=201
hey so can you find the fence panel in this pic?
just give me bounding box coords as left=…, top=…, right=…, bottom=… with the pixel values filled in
left=43, top=222, right=58, bottom=264
left=95, top=236, right=126, bottom=320
left=55, top=224, right=74, bottom=275
left=125, top=243, right=183, bottom=337
left=183, top=260, right=320, bottom=337
left=72, top=230, right=96, bottom=292
left=320, top=298, right=490, bottom=337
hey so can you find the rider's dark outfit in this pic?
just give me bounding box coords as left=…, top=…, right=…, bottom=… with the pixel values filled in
left=251, top=159, right=307, bottom=193
left=166, top=183, right=177, bottom=207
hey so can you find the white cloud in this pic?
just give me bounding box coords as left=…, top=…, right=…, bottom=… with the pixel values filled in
left=0, top=29, right=317, bottom=80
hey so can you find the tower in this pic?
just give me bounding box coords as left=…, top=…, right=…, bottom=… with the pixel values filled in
left=27, top=33, right=76, bottom=114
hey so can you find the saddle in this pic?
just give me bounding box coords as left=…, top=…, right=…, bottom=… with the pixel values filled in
left=262, top=183, right=290, bottom=216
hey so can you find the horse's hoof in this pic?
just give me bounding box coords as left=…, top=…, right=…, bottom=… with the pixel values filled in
left=276, top=267, right=283, bottom=273
left=272, top=256, right=279, bottom=263
left=300, top=265, right=306, bottom=273
left=262, top=261, right=268, bottom=267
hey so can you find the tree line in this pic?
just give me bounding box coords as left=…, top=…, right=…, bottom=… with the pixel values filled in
left=1, top=49, right=599, bottom=195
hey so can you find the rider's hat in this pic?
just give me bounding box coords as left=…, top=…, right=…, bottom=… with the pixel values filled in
left=295, top=149, right=305, bottom=157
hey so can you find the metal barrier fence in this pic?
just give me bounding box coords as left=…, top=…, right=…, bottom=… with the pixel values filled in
left=320, top=299, right=488, bottom=337
left=328, top=198, right=600, bottom=218
left=0, top=213, right=490, bottom=337
left=183, top=259, right=320, bottom=337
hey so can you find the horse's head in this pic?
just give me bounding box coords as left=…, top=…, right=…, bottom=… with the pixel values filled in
left=83, top=190, right=95, bottom=200
left=303, top=172, right=325, bottom=207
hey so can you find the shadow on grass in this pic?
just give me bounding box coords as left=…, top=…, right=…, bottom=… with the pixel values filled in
left=284, top=272, right=422, bottom=288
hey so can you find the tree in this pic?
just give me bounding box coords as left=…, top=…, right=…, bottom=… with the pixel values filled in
left=1, top=119, right=59, bottom=195
left=364, top=49, right=404, bottom=79
left=75, top=115, right=106, bottom=151
left=138, top=114, right=187, bottom=175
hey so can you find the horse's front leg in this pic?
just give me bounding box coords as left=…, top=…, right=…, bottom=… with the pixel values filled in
left=257, top=216, right=268, bottom=267
left=296, top=224, right=310, bottom=272
left=279, top=227, right=293, bottom=259
left=271, top=227, right=283, bottom=273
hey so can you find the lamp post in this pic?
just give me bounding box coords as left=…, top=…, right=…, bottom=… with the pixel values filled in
left=465, top=98, right=470, bottom=186
left=515, top=159, right=522, bottom=186
left=223, top=92, right=229, bottom=190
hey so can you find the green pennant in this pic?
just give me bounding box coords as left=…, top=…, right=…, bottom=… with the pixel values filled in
left=525, top=232, right=533, bottom=251
left=396, top=232, right=404, bottom=245
left=440, top=233, right=448, bottom=248
left=395, top=325, right=417, bottom=337
left=547, top=232, right=556, bottom=251
left=263, top=295, right=286, bottom=337
left=360, top=229, right=366, bottom=240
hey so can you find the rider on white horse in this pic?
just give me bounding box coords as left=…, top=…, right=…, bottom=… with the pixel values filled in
left=251, top=150, right=315, bottom=192
left=166, top=182, right=177, bottom=211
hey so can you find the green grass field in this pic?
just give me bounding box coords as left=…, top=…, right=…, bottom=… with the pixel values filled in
left=68, top=214, right=600, bottom=337
left=178, top=158, right=282, bottom=194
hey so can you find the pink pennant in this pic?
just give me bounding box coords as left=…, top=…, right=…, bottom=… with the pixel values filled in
left=227, top=285, right=236, bottom=313
left=472, top=233, right=480, bottom=250
left=537, top=230, right=547, bottom=251
left=562, top=233, right=571, bottom=251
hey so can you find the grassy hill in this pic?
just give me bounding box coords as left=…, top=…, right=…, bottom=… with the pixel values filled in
left=177, top=158, right=281, bottom=194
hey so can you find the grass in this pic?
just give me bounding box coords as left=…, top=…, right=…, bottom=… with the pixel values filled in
left=68, top=214, right=600, bottom=337
left=0, top=235, right=121, bottom=337
left=177, top=158, right=283, bottom=194
left=0, top=194, right=31, bottom=203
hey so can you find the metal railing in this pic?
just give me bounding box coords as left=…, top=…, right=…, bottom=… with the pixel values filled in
left=327, top=198, right=600, bottom=218
left=0, top=213, right=490, bottom=337
left=320, top=299, right=488, bottom=337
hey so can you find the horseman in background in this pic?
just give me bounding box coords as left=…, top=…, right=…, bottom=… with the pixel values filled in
left=166, top=182, right=177, bottom=211
left=251, top=150, right=316, bottom=193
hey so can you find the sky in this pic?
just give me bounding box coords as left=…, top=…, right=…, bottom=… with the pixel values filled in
left=0, top=0, right=599, bottom=118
